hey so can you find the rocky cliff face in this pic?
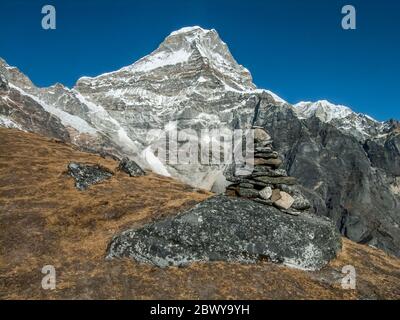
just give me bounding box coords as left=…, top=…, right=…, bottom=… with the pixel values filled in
left=0, top=58, right=136, bottom=160
left=0, top=26, right=399, bottom=257
left=0, top=61, right=69, bottom=140
left=254, top=103, right=400, bottom=256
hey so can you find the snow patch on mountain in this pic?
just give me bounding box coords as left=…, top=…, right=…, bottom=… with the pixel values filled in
left=169, top=26, right=206, bottom=36
left=0, top=114, right=23, bottom=130
left=130, top=48, right=191, bottom=73
left=73, top=90, right=139, bottom=152
left=142, top=146, right=171, bottom=177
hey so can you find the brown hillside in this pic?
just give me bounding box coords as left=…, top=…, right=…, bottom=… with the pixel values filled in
left=0, top=128, right=399, bottom=300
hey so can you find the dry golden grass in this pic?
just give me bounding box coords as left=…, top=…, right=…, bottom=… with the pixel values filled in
left=0, top=128, right=399, bottom=300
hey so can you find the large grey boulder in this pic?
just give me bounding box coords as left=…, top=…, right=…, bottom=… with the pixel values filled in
left=107, top=196, right=342, bottom=271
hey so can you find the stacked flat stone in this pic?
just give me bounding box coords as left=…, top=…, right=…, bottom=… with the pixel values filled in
left=226, top=127, right=311, bottom=216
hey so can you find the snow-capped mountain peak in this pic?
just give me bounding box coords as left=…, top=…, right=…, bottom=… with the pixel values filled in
left=169, top=25, right=208, bottom=36
left=294, top=100, right=383, bottom=141
left=294, top=100, right=354, bottom=122
left=76, top=26, right=254, bottom=93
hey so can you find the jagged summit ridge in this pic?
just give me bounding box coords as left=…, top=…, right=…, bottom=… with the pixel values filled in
left=169, top=25, right=206, bottom=35
left=76, top=26, right=255, bottom=93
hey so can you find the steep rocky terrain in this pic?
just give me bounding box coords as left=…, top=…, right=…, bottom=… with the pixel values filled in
left=0, top=26, right=399, bottom=257
left=254, top=104, right=400, bottom=256
left=1, top=128, right=399, bottom=299
left=0, top=58, right=133, bottom=160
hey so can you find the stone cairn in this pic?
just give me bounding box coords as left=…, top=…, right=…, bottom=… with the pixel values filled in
left=226, top=127, right=311, bottom=216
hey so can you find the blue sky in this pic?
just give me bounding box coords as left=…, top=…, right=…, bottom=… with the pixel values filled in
left=0, top=0, right=399, bottom=120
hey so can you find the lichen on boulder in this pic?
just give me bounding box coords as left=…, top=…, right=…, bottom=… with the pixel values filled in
left=107, top=195, right=342, bottom=271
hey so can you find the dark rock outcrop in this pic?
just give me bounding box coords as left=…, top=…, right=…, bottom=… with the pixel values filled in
left=363, top=135, right=400, bottom=176
left=118, top=157, right=145, bottom=177
left=107, top=195, right=342, bottom=270
left=0, top=73, right=8, bottom=92
left=68, top=162, right=113, bottom=190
